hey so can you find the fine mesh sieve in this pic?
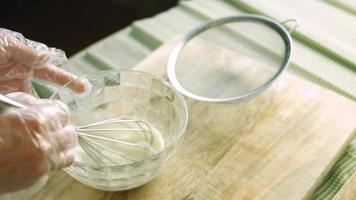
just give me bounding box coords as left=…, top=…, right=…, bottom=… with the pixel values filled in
left=167, top=15, right=298, bottom=103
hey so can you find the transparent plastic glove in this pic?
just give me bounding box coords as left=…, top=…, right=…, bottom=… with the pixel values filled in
left=0, top=92, right=77, bottom=193
left=0, top=28, right=86, bottom=93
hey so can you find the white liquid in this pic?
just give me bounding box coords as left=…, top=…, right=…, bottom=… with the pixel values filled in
left=75, top=124, right=164, bottom=166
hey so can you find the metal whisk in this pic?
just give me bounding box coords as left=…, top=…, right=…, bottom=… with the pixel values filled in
left=0, top=94, right=156, bottom=166
left=76, top=117, right=156, bottom=165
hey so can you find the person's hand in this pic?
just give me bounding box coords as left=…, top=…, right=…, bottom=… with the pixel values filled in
left=0, top=92, right=77, bottom=193
left=0, top=28, right=86, bottom=93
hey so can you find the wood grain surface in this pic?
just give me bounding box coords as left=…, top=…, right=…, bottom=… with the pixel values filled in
left=31, top=40, right=356, bottom=200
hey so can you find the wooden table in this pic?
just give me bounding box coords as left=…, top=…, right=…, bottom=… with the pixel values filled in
left=31, top=40, right=356, bottom=200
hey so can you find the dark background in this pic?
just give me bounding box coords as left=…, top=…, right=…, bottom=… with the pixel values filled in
left=1, top=0, right=178, bottom=56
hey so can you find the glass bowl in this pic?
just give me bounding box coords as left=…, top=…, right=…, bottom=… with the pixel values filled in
left=50, top=70, right=188, bottom=191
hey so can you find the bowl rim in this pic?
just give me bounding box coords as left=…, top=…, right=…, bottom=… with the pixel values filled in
left=50, top=69, right=189, bottom=169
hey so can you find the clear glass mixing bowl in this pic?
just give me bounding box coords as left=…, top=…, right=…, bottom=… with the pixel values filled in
left=50, top=70, right=188, bottom=191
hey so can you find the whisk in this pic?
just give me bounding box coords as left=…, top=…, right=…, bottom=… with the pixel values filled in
left=0, top=94, right=156, bottom=166
left=76, top=117, right=156, bottom=165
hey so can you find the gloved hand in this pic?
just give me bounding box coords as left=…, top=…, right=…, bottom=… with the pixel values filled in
left=0, top=28, right=86, bottom=93
left=0, top=92, right=77, bottom=193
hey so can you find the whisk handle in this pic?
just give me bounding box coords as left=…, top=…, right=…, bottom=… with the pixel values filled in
left=0, top=94, right=27, bottom=112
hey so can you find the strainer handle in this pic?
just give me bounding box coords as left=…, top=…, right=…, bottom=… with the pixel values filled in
left=280, top=19, right=300, bottom=33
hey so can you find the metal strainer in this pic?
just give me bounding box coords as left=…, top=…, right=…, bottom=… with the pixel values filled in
left=167, top=14, right=298, bottom=103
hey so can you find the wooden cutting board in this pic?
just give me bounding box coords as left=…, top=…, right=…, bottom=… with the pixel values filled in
left=31, top=40, right=356, bottom=200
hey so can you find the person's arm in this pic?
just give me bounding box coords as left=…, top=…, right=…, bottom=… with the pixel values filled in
left=0, top=28, right=85, bottom=192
